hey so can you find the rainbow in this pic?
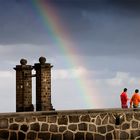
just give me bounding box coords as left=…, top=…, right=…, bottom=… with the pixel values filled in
left=30, top=0, right=100, bottom=109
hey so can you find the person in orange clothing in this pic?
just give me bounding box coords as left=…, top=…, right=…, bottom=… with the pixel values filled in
left=130, top=89, right=140, bottom=108
left=120, top=88, right=129, bottom=108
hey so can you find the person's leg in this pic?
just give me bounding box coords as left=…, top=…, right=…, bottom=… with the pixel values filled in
left=133, top=105, right=138, bottom=111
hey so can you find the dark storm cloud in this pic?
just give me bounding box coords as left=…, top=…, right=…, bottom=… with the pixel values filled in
left=0, top=0, right=140, bottom=112
left=0, top=0, right=140, bottom=56
left=54, top=0, right=140, bottom=56
left=0, top=1, right=49, bottom=44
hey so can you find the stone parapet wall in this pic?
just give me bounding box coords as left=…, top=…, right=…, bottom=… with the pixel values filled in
left=0, top=109, right=140, bottom=140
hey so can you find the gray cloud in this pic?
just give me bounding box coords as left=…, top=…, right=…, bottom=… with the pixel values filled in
left=0, top=0, right=140, bottom=111
left=0, top=0, right=140, bottom=56
left=0, top=0, right=140, bottom=72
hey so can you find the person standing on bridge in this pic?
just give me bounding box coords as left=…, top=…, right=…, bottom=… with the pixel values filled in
left=130, top=89, right=140, bottom=108
left=120, top=88, right=129, bottom=108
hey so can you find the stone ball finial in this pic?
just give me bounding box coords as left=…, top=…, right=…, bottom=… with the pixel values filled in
left=39, top=56, right=46, bottom=64
left=20, top=59, right=27, bottom=65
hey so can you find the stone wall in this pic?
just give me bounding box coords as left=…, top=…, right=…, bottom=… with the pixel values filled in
left=0, top=109, right=140, bottom=140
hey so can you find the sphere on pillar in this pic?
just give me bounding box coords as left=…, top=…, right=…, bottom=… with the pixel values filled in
left=20, top=59, right=27, bottom=65
left=39, top=56, right=46, bottom=64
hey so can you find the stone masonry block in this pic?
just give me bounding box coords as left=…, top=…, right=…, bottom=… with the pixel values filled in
left=131, top=130, right=140, bottom=139
left=90, top=113, right=98, bottom=118
left=78, top=123, right=88, bottom=131
left=38, top=132, right=50, bottom=140
left=86, top=132, right=93, bottom=140
left=9, top=118, right=14, bottom=123
left=100, top=113, right=107, bottom=119
left=63, top=131, right=73, bottom=140
left=89, top=124, right=96, bottom=132
left=126, top=113, right=133, bottom=121
left=48, top=116, right=57, bottom=123
left=95, top=116, right=101, bottom=125
left=41, top=123, right=48, bottom=131
left=59, top=126, right=67, bottom=132
left=58, top=116, right=68, bottom=125
left=69, top=115, right=79, bottom=123
left=27, top=131, right=37, bottom=140
left=68, top=124, right=77, bottom=131
left=134, top=113, right=140, bottom=121
left=109, top=114, right=115, bottom=124
left=50, top=124, right=58, bottom=132
left=122, top=123, right=130, bottom=130
left=107, top=125, right=114, bottom=132
left=132, top=120, right=139, bottom=128
left=106, top=133, right=113, bottom=140
left=51, top=134, right=62, bottom=140
left=10, top=123, right=19, bottom=130
left=0, top=119, right=8, bottom=129
left=102, top=115, right=108, bottom=124
left=0, top=130, right=9, bottom=139
left=75, top=132, right=84, bottom=140
left=20, top=124, right=29, bottom=132
left=26, top=116, right=36, bottom=123
left=98, top=126, right=106, bottom=134
left=91, top=118, right=95, bottom=123
left=15, top=117, right=24, bottom=123
left=30, top=123, right=40, bottom=131
left=37, top=116, right=46, bottom=122
left=18, top=131, right=25, bottom=140
left=120, top=131, right=129, bottom=140
left=94, top=133, right=105, bottom=140
left=81, top=115, right=90, bottom=122
left=10, top=132, right=17, bottom=140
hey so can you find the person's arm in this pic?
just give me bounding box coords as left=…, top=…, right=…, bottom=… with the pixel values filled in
left=138, top=95, right=140, bottom=102
left=124, top=94, right=129, bottom=102
left=126, top=94, right=129, bottom=101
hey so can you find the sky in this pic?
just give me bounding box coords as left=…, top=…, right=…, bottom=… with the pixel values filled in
left=0, top=0, right=140, bottom=112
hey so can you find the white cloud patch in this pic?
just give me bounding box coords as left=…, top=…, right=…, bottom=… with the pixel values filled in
left=106, top=72, right=140, bottom=87
left=0, top=71, right=13, bottom=78
left=0, top=71, right=15, bottom=112
left=0, top=44, right=53, bottom=60
left=52, top=66, right=89, bottom=79
left=106, top=72, right=129, bottom=86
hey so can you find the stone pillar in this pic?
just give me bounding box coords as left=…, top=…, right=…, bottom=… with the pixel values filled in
left=14, top=59, right=33, bottom=112
left=34, top=56, right=54, bottom=111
